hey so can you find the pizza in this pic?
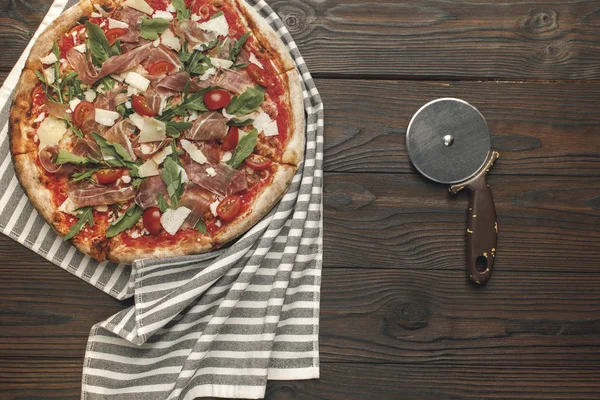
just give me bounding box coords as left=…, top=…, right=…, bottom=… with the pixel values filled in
left=9, top=0, right=304, bottom=264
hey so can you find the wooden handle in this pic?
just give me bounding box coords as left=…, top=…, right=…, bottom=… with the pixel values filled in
left=450, top=151, right=499, bottom=285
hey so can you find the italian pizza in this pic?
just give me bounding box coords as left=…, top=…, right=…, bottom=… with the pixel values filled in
left=9, top=0, right=304, bottom=263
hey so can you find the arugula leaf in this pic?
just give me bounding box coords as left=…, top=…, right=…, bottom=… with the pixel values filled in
left=140, top=17, right=170, bottom=40
left=226, top=129, right=258, bottom=169
left=111, top=39, right=122, bottom=56
left=225, top=85, right=265, bottom=116
left=91, top=132, right=136, bottom=170
left=116, top=103, right=134, bottom=118
left=55, top=149, right=99, bottom=166
left=66, top=119, right=84, bottom=138
left=227, top=118, right=254, bottom=127
left=106, top=204, right=144, bottom=238
left=172, top=0, right=190, bottom=20
left=195, top=219, right=207, bottom=234
left=161, top=157, right=185, bottom=208
left=64, top=207, right=94, bottom=240
left=131, top=177, right=145, bottom=189
left=70, top=168, right=100, bottom=182
left=157, top=193, right=170, bottom=213
left=85, top=21, right=116, bottom=65
left=229, top=32, right=250, bottom=62
left=210, top=11, right=224, bottom=20
left=159, top=88, right=211, bottom=121
left=166, top=121, right=192, bottom=138
left=97, top=76, right=116, bottom=92
left=231, top=62, right=249, bottom=70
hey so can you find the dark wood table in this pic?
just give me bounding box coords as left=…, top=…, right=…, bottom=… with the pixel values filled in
left=2, top=0, right=600, bottom=398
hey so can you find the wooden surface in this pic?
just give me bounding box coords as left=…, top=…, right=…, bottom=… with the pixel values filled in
left=1, top=0, right=600, bottom=398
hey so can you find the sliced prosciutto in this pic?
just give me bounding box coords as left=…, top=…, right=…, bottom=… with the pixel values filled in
left=68, top=181, right=135, bottom=209
left=44, top=99, right=70, bottom=118
left=214, top=69, right=254, bottom=95
left=185, top=111, right=228, bottom=141
left=133, top=137, right=172, bottom=160
left=39, top=138, right=102, bottom=175
left=144, top=89, right=163, bottom=115
left=66, top=43, right=152, bottom=85
left=147, top=46, right=181, bottom=71
left=186, top=160, right=247, bottom=197
left=115, top=7, right=145, bottom=43
left=156, top=71, right=200, bottom=97
left=175, top=20, right=217, bottom=47
left=103, top=120, right=137, bottom=161
left=135, top=175, right=167, bottom=209
left=180, top=183, right=212, bottom=228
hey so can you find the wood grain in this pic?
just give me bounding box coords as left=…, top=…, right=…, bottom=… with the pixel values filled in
left=265, top=0, right=600, bottom=80
left=318, top=79, right=600, bottom=176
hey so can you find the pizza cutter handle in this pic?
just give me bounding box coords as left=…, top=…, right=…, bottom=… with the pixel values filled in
left=451, top=151, right=499, bottom=285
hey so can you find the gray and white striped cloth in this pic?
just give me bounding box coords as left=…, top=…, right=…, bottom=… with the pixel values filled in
left=0, top=0, right=323, bottom=398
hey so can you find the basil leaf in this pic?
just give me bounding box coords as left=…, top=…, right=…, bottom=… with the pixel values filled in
left=85, top=21, right=115, bottom=65
left=229, top=32, right=250, bottom=62
left=227, top=118, right=254, bottom=127
left=64, top=207, right=94, bottom=240
left=225, top=85, right=265, bottom=116
left=106, top=204, right=144, bottom=238
left=166, top=121, right=192, bottom=138
left=226, top=128, right=258, bottom=169
left=157, top=193, right=170, bottom=213
left=55, top=149, right=99, bottom=166
left=140, top=17, right=170, bottom=40
left=70, top=168, right=100, bottom=182
left=195, top=219, right=207, bottom=234
left=172, top=0, right=190, bottom=20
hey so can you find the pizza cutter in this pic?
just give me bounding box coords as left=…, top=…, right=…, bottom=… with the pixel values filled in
left=406, top=98, right=499, bottom=285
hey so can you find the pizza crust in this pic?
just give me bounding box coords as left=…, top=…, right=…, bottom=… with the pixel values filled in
left=10, top=69, right=41, bottom=155
left=235, top=0, right=296, bottom=73
left=280, top=69, right=306, bottom=166
left=106, top=233, right=214, bottom=264
left=213, top=163, right=296, bottom=246
left=12, top=152, right=57, bottom=225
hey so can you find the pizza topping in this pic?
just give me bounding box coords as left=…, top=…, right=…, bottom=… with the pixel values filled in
left=41, top=52, right=58, bottom=65
left=108, top=18, right=130, bottom=29
left=125, top=71, right=151, bottom=91
left=139, top=117, right=167, bottom=142
left=186, top=161, right=246, bottom=197
left=180, top=139, right=207, bottom=164
left=135, top=175, right=167, bottom=209
left=39, top=146, right=77, bottom=175
left=160, top=206, right=191, bottom=235
left=45, top=99, right=71, bottom=118
left=245, top=154, right=272, bottom=171
left=150, top=142, right=173, bottom=164
left=148, top=60, right=177, bottom=76
left=73, top=44, right=87, bottom=53
left=153, top=10, right=174, bottom=21
left=160, top=29, right=181, bottom=51
left=132, top=94, right=157, bottom=117
left=226, top=128, right=258, bottom=169
left=245, top=63, right=266, bottom=87
left=203, top=89, right=231, bottom=111
left=198, top=13, right=229, bottom=37
left=217, top=69, right=255, bottom=96
left=248, top=53, right=264, bottom=70
left=143, top=207, right=162, bottom=234
left=140, top=17, right=170, bottom=40
left=64, top=206, right=94, bottom=240
left=185, top=111, right=228, bottom=141
left=220, top=126, right=239, bottom=151
left=225, top=85, right=265, bottom=115
left=103, top=119, right=137, bottom=160
left=37, top=116, right=67, bottom=148
left=176, top=20, right=218, bottom=46
left=216, top=195, right=241, bottom=222
left=68, top=181, right=136, bottom=209
left=252, top=111, right=279, bottom=137
left=96, top=168, right=124, bottom=185
left=138, top=158, right=161, bottom=177
left=155, top=71, right=195, bottom=96
left=105, top=28, right=128, bottom=45
left=123, top=0, right=154, bottom=15
left=106, top=203, right=144, bottom=237
left=95, top=108, right=121, bottom=126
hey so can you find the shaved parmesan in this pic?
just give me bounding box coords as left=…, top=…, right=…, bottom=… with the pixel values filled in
left=84, top=89, right=97, bottom=102
left=121, top=175, right=132, bottom=184
left=37, top=116, right=67, bottom=148
left=139, top=118, right=166, bottom=142
left=125, top=101, right=132, bottom=109
left=209, top=200, right=220, bottom=217
left=166, top=3, right=176, bottom=12
left=179, top=165, right=189, bottom=183
left=95, top=109, right=120, bottom=126
left=221, top=151, right=232, bottom=162
left=191, top=14, right=201, bottom=22
left=127, top=85, right=139, bottom=97
left=160, top=207, right=192, bottom=235
left=69, top=98, right=81, bottom=112
left=206, top=167, right=217, bottom=177
left=125, top=71, right=150, bottom=91
left=58, top=197, right=77, bottom=215
left=199, top=67, right=216, bottom=81
left=42, top=68, right=55, bottom=85
left=90, top=12, right=102, bottom=18
left=108, top=18, right=129, bottom=29
left=152, top=145, right=173, bottom=165
left=249, top=53, right=264, bottom=69
left=95, top=204, right=109, bottom=212
left=153, top=10, right=173, bottom=20
left=153, top=38, right=160, bottom=47
left=34, top=113, right=46, bottom=123
left=215, top=219, right=222, bottom=227
left=161, top=28, right=180, bottom=51
left=253, top=111, right=279, bottom=137
left=186, top=111, right=199, bottom=122
left=199, top=14, right=229, bottom=36
left=40, top=52, right=58, bottom=65
left=73, top=44, right=87, bottom=53
left=180, top=139, right=207, bottom=165
left=123, top=0, right=154, bottom=15
left=210, top=58, right=233, bottom=69
left=137, top=159, right=160, bottom=177
left=128, top=113, right=145, bottom=130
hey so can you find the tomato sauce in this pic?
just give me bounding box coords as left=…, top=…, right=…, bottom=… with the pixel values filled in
left=147, top=0, right=168, bottom=11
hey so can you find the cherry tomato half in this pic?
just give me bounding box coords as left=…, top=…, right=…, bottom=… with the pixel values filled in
left=96, top=168, right=123, bottom=185
left=246, top=63, right=266, bottom=86
left=132, top=95, right=157, bottom=117
left=105, top=28, right=128, bottom=45
left=143, top=207, right=162, bottom=235
left=203, top=89, right=231, bottom=111
left=148, top=60, right=176, bottom=76
left=217, top=195, right=242, bottom=222
left=221, top=126, right=239, bottom=152
left=72, top=101, right=95, bottom=127
left=245, top=154, right=272, bottom=170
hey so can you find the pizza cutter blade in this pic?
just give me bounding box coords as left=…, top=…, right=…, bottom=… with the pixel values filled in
left=406, top=98, right=499, bottom=285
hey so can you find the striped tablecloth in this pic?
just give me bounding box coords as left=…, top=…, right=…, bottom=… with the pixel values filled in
left=0, top=0, right=323, bottom=398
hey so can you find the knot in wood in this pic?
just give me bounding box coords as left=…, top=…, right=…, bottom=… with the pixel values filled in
left=272, top=1, right=316, bottom=38
left=523, top=8, right=559, bottom=34
left=324, top=182, right=376, bottom=211
left=387, top=302, right=428, bottom=331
